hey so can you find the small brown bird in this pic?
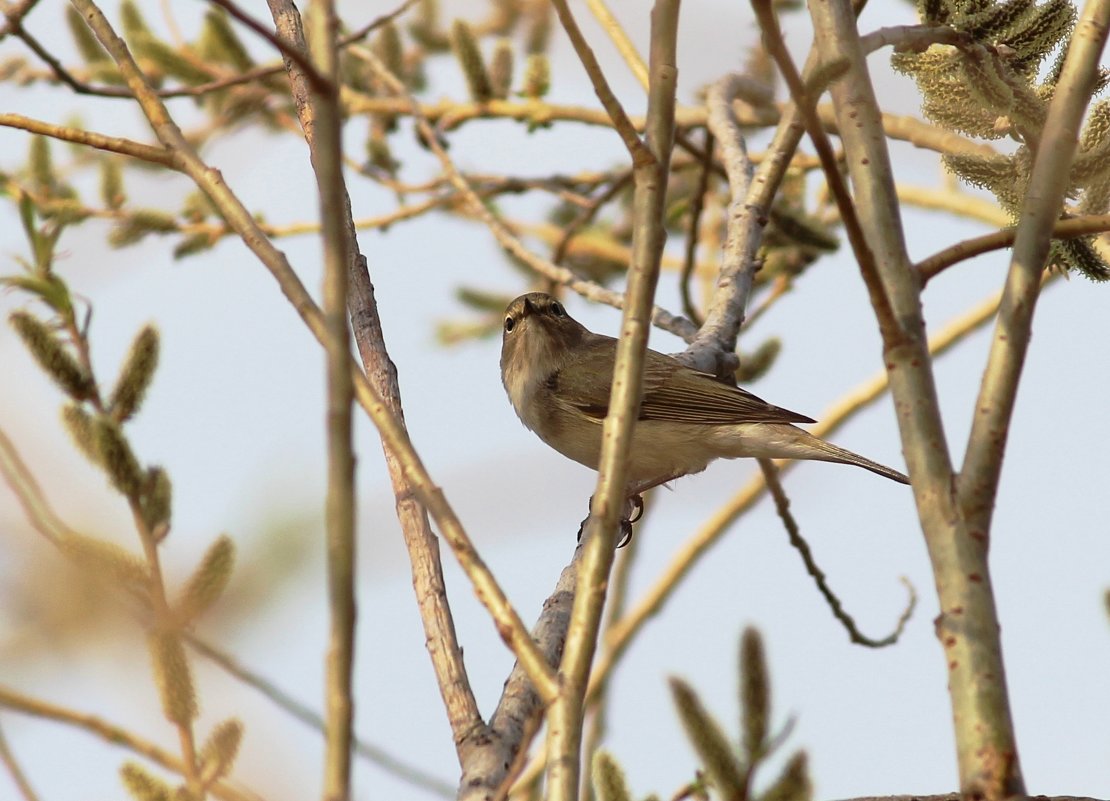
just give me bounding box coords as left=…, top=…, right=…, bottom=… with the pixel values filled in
left=500, top=292, right=909, bottom=499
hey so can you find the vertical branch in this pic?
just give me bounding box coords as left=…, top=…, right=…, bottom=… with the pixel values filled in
left=678, top=73, right=755, bottom=377
left=71, top=0, right=488, bottom=770
left=297, top=2, right=357, bottom=798
left=678, top=18, right=871, bottom=376
left=959, top=0, right=1110, bottom=518
left=264, top=0, right=489, bottom=770
left=803, top=1, right=1072, bottom=797
left=544, top=3, right=680, bottom=800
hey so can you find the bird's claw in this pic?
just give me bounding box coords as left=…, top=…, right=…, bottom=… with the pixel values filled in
left=627, top=494, right=644, bottom=524
left=577, top=494, right=643, bottom=548
left=616, top=519, right=633, bottom=548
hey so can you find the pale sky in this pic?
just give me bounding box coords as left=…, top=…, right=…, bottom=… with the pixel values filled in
left=0, top=2, right=1107, bottom=800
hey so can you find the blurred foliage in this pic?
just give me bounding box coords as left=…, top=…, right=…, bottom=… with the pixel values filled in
left=593, top=628, right=810, bottom=801
left=3, top=195, right=243, bottom=799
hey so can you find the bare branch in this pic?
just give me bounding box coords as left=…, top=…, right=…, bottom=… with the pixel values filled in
left=757, top=458, right=916, bottom=648
left=344, top=45, right=562, bottom=712
left=959, top=0, right=1110, bottom=515
left=545, top=4, right=680, bottom=799
left=0, top=720, right=41, bottom=801
left=585, top=0, right=648, bottom=90
left=0, top=113, right=178, bottom=166
left=0, top=684, right=259, bottom=801
left=753, top=0, right=898, bottom=341
left=550, top=0, right=653, bottom=165
left=918, top=215, right=1110, bottom=283
left=265, top=1, right=359, bottom=796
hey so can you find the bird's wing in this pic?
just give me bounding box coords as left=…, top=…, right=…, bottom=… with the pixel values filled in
left=639, top=350, right=815, bottom=425
left=550, top=339, right=814, bottom=425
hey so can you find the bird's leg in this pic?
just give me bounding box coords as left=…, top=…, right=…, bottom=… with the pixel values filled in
left=577, top=492, right=645, bottom=548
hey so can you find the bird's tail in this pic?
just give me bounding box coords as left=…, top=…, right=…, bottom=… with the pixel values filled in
left=800, top=430, right=909, bottom=484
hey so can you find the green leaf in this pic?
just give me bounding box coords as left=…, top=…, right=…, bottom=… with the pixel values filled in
left=66, top=6, right=111, bottom=64
left=591, top=750, right=632, bottom=801
left=176, top=535, right=235, bottom=623
left=134, top=37, right=214, bottom=85
left=100, top=158, right=125, bottom=209
left=8, top=311, right=92, bottom=399
left=739, top=627, right=770, bottom=763
left=149, top=630, right=198, bottom=726
left=61, top=534, right=149, bottom=590
left=451, top=20, right=492, bottom=102
left=120, top=0, right=152, bottom=42
left=172, top=233, right=215, bottom=260
left=18, top=192, right=37, bottom=247
left=490, top=39, right=513, bottom=100
left=199, top=8, right=254, bottom=72
left=72, top=414, right=145, bottom=498
left=120, top=761, right=172, bottom=801
left=670, top=677, right=745, bottom=799
left=757, top=752, right=811, bottom=801
left=29, top=135, right=54, bottom=192
left=140, top=466, right=173, bottom=532
left=109, top=325, right=160, bottom=423
left=521, top=53, right=549, bottom=99
left=199, top=719, right=244, bottom=783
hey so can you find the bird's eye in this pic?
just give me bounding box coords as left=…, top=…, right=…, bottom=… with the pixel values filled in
left=504, top=316, right=515, bottom=333
left=550, top=302, right=565, bottom=317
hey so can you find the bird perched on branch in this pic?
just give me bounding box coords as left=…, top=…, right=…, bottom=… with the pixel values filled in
left=500, top=292, right=908, bottom=542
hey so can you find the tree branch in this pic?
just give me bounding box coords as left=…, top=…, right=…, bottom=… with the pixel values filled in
left=544, top=4, right=679, bottom=800
left=806, top=0, right=1034, bottom=795
left=0, top=685, right=258, bottom=801
left=959, top=0, right=1110, bottom=518
left=272, top=1, right=359, bottom=797
left=71, top=0, right=556, bottom=733
left=550, top=0, right=653, bottom=166
left=0, top=113, right=178, bottom=166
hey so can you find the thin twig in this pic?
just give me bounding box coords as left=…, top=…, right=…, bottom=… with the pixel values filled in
left=0, top=423, right=448, bottom=796
left=551, top=171, right=634, bottom=266
left=11, top=0, right=414, bottom=100
left=918, top=214, right=1110, bottom=283
left=752, top=0, right=898, bottom=343
left=265, top=0, right=489, bottom=763
left=0, top=685, right=259, bottom=801
left=206, top=0, right=329, bottom=91
left=550, top=0, right=653, bottom=165
left=0, top=0, right=41, bottom=38
left=0, top=721, right=41, bottom=801
left=585, top=0, right=648, bottom=90
left=961, top=0, right=1110, bottom=506
left=187, top=636, right=454, bottom=797
left=680, top=73, right=758, bottom=377
left=351, top=44, right=699, bottom=343
left=757, top=458, right=916, bottom=648
left=275, top=1, right=359, bottom=797
left=0, top=114, right=178, bottom=166
left=680, top=129, right=714, bottom=327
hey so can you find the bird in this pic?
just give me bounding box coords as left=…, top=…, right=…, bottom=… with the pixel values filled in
left=499, top=292, right=909, bottom=504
